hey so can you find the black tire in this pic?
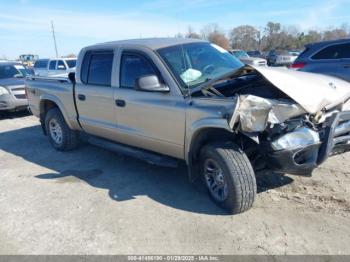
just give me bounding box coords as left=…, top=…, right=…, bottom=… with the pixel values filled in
left=200, top=142, right=256, bottom=214
left=45, top=107, right=78, bottom=151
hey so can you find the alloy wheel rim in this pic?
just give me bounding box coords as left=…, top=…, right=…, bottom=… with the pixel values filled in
left=49, top=118, right=63, bottom=144
left=204, top=158, right=228, bottom=202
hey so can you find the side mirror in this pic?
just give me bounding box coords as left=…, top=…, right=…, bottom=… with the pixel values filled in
left=68, top=72, right=76, bottom=84
left=57, top=65, right=66, bottom=70
left=135, top=75, right=170, bottom=93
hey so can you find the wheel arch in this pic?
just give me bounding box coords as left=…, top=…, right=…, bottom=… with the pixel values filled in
left=186, top=124, right=235, bottom=182
left=39, top=96, right=73, bottom=134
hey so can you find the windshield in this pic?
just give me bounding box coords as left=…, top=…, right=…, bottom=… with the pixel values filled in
left=0, top=64, right=30, bottom=79
left=247, top=51, right=260, bottom=56
left=66, top=59, right=77, bottom=68
left=157, top=43, right=243, bottom=90
left=232, top=50, right=249, bottom=58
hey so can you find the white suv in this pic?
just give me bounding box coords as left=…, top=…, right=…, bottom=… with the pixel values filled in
left=34, top=58, right=77, bottom=77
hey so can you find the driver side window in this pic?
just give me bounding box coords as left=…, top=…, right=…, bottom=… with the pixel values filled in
left=120, top=53, right=157, bottom=89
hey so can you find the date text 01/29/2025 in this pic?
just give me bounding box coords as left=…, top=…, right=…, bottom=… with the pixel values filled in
left=127, top=255, right=220, bottom=261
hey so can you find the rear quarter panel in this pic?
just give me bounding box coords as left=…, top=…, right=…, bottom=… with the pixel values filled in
left=26, top=79, right=80, bottom=130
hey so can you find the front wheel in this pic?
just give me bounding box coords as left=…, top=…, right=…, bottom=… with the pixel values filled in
left=45, top=108, right=78, bottom=151
left=200, top=142, right=257, bottom=214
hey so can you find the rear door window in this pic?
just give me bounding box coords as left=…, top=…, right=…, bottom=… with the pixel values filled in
left=34, top=60, right=48, bottom=69
left=312, top=43, right=350, bottom=60
left=49, top=60, right=57, bottom=70
left=80, top=51, right=113, bottom=86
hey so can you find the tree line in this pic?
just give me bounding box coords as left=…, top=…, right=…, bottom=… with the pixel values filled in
left=176, top=22, right=350, bottom=51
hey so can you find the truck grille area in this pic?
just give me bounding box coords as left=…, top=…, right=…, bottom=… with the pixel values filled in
left=14, top=94, right=26, bottom=99
left=317, top=111, right=350, bottom=164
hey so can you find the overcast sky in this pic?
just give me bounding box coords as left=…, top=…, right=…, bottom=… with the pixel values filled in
left=1, top=0, right=350, bottom=59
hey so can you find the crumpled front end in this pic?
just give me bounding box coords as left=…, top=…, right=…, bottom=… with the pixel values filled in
left=229, top=94, right=350, bottom=176
left=193, top=64, right=350, bottom=176
left=230, top=95, right=306, bottom=132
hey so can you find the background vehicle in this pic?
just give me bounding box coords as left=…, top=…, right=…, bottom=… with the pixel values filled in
left=34, top=58, right=77, bottom=77
left=291, top=39, right=350, bottom=82
left=0, top=62, right=32, bottom=111
left=33, top=59, right=49, bottom=76
left=267, top=50, right=299, bottom=66
left=230, top=49, right=267, bottom=66
left=26, top=38, right=350, bottom=214
left=247, top=50, right=264, bottom=58
left=18, top=54, right=39, bottom=67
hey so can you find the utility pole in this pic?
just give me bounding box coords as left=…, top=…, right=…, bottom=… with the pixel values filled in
left=51, top=21, right=59, bottom=58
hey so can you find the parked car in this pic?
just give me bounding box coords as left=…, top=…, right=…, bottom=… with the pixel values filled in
left=291, top=39, right=350, bottom=82
left=267, top=50, right=299, bottom=66
left=34, top=58, right=77, bottom=77
left=247, top=50, right=264, bottom=58
left=0, top=62, right=32, bottom=111
left=27, top=38, right=350, bottom=214
left=230, top=49, right=267, bottom=66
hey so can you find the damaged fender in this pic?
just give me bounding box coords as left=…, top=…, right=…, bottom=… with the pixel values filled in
left=230, top=95, right=306, bottom=133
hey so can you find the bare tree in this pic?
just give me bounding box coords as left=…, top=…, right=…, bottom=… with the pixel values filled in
left=208, top=32, right=231, bottom=50
left=186, top=26, right=201, bottom=39
left=62, top=53, right=77, bottom=58
left=200, top=23, right=220, bottom=40
left=263, top=22, right=282, bottom=50
left=174, top=32, right=184, bottom=38
left=175, top=21, right=349, bottom=52
left=323, top=28, right=348, bottom=40
left=229, top=25, right=259, bottom=50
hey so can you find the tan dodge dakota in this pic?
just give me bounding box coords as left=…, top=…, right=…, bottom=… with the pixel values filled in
left=26, top=38, right=350, bottom=214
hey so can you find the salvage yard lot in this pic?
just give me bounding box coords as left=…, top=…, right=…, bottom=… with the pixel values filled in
left=0, top=112, right=350, bottom=254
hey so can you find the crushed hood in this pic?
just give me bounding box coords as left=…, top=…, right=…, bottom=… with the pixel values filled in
left=251, top=66, right=350, bottom=113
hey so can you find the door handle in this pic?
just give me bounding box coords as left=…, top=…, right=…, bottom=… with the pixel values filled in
left=115, top=99, right=126, bottom=107
left=344, top=64, right=350, bottom=68
left=78, top=94, right=86, bottom=101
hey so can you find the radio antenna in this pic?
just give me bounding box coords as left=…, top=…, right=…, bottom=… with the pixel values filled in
left=51, top=21, right=59, bottom=57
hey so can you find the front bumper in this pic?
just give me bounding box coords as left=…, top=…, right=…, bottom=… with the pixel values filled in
left=0, top=93, right=28, bottom=111
left=266, top=111, right=350, bottom=176
left=267, top=143, right=321, bottom=176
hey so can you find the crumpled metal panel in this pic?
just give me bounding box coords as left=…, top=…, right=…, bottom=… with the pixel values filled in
left=343, top=99, right=350, bottom=111
left=233, top=95, right=306, bottom=132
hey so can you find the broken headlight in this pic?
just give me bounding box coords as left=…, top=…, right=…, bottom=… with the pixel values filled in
left=271, top=127, right=320, bottom=151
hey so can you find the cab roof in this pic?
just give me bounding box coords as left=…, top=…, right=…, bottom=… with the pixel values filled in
left=87, top=38, right=206, bottom=51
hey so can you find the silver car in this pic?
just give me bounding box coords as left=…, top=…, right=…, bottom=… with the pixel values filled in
left=267, top=50, right=299, bottom=66
left=0, top=62, right=30, bottom=111
left=230, top=49, right=267, bottom=66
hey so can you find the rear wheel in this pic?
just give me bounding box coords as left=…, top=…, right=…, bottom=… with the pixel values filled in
left=45, top=108, right=78, bottom=151
left=200, top=142, right=256, bottom=214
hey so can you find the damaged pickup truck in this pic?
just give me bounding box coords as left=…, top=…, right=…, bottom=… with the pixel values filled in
left=26, top=38, right=350, bottom=214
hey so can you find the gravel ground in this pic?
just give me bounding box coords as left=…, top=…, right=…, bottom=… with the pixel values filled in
left=0, top=111, right=349, bottom=255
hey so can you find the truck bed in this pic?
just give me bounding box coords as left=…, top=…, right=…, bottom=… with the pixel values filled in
left=26, top=76, right=80, bottom=130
